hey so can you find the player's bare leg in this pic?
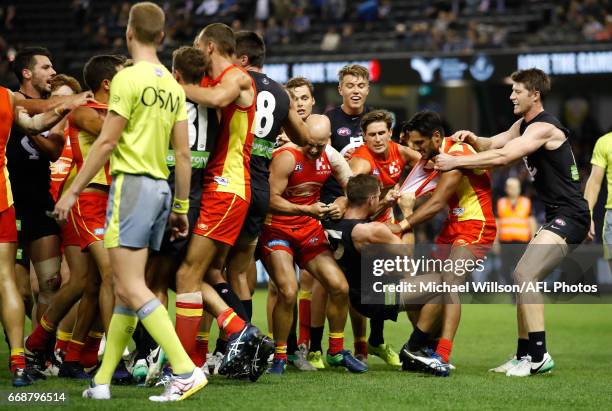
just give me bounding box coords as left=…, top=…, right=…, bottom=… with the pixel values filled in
left=267, top=280, right=278, bottom=336
left=30, top=234, right=62, bottom=323
left=0, top=242, right=30, bottom=385
left=506, top=230, right=567, bottom=377
left=227, top=238, right=257, bottom=321
left=88, top=241, right=115, bottom=331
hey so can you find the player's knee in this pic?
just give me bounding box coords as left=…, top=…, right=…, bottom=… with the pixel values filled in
left=278, top=283, right=298, bottom=306
left=176, top=262, right=203, bottom=292
left=327, top=275, right=349, bottom=299
left=34, top=257, right=62, bottom=304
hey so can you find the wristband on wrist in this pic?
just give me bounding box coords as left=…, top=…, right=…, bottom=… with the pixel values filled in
left=172, top=197, right=189, bottom=214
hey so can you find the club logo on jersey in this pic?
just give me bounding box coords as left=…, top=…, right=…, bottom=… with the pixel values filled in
left=451, top=207, right=465, bottom=216
left=523, top=156, right=537, bottom=180
left=315, top=157, right=331, bottom=172
left=308, top=236, right=320, bottom=244
left=554, top=218, right=566, bottom=227
left=388, top=161, right=401, bottom=176
left=337, top=127, right=351, bottom=137
left=214, top=176, right=229, bottom=186
left=262, top=77, right=270, bottom=85
left=295, top=162, right=304, bottom=172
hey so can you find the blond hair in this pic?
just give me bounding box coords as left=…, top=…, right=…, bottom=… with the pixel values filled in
left=128, top=2, right=165, bottom=45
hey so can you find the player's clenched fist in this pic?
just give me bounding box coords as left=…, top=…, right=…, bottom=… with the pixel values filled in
left=168, top=212, right=189, bottom=241
left=304, top=202, right=331, bottom=219
left=53, top=191, right=78, bottom=223
left=433, top=152, right=458, bottom=171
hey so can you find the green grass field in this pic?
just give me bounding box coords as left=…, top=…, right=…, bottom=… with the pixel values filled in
left=2, top=291, right=611, bottom=410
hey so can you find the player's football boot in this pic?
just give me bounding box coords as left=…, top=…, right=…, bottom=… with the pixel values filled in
left=145, top=346, right=166, bottom=386
left=248, top=334, right=274, bottom=381
left=82, top=380, right=111, bottom=400
left=506, top=353, right=554, bottom=377
left=327, top=350, right=368, bottom=373
left=427, top=353, right=450, bottom=377
left=59, top=361, right=90, bottom=379
left=489, top=356, right=520, bottom=373
left=368, top=343, right=401, bottom=366
left=131, top=358, right=149, bottom=384
left=530, top=352, right=554, bottom=375
left=112, top=361, right=132, bottom=385
left=218, top=324, right=261, bottom=376
left=205, top=352, right=224, bottom=375
left=12, top=368, right=34, bottom=387
left=292, top=343, right=317, bottom=371
left=307, top=350, right=325, bottom=369
left=267, top=358, right=287, bottom=375
left=149, top=367, right=208, bottom=402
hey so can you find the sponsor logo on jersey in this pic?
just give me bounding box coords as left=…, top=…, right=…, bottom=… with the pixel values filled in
left=451, top=207, right=465, bottom=216
left=388, top=161, right=401, bottom=176
left=337, top=127, right=351, bottom=137
left=268, top=239, right=290, bottom=248
left=315, top=157, right=330, bottom=171
left=372, top=168, right=380, bottom=176
left=214, top=176, right=229, bottom=186
left=295, top=162, right=304, bottom=172
left=554, top=218, right=566, bottom=227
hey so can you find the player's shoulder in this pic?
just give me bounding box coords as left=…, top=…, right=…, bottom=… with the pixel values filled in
left=324, top=106, right=342, bottom=119
left=595, top=131, right=612, bottom=147
left=352, top=221, right=391, bottom=242
left=443, top=138, right=477, bottom=156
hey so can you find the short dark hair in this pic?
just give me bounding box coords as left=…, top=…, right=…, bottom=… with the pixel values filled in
left=12, top=47, right=52, bottom=83
left=197, top=23, right=235, bottom=56
left=172, top=46, right=207, bottom=84
left=235, top=31, right=265, bottom=68
left=402, top=110, right=445, bottom=138
left=346, top=174, right=381, bottom=206
left=51, top=74, right=81, bottom=94
left=361, top=109, right=392, bottom=134
left=510, top=68, right=551, bottom=98
left=286, top=77, right=314, bottom=96
left=83, top=55, right=125, bottom=92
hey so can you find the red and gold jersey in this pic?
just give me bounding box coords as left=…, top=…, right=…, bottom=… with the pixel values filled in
left=201, top=65, right=256, bottom=202
left=68, top=101, right=111, bottom=188
left=268, top=145, right=333, bottom=227
left=49, top=126, right=75, bottom=201
left=352, top=141, right=406, bottom=189
left=442, top=138, right=495, bottom=225
left=0, top=86, right=14, bottom=212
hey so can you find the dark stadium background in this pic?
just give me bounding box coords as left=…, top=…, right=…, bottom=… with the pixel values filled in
left=1, top=0, right=610, bottom=240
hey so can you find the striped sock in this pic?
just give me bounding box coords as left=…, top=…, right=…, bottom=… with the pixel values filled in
left=26, top=314, right=55, bottom=351
left=329, top=332, right=344, bottom=355
left=10, top=348, right=26, bottom=372
left=55, top=330, right=72, bottom=354
left=274, top=342, right=288, bottom=361
left=216, top=308, right=245, bottom=337
left=64, top=339, right=84, bottom=362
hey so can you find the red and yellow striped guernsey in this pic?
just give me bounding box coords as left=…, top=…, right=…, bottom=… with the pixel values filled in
left=201, top=65, right=256, bottom=202
left=0, top=86, right=15, bottom=212
left=68, top=101, right=111, bottom=187
left=442, top=138, right=494, bottom=224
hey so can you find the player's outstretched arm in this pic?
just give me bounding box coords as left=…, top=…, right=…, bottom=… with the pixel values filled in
left=398, top=170, right=462, bottom=233
left=435, top=122, right=551, bottom=171
left=54, top=111, right=126, bottom=222
left=352, top=222, right=403, bottom=252
left=452, top=118, right=522, bottom=152
left=182, top=68, right=247, bottom=109
left=16, top=91, right=93, bottom=115
left=399, top=144, right=421, bottom=167
left=10, top=90, right=74, bottom=135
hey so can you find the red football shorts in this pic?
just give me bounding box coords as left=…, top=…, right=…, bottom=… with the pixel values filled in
left=193, top=191, right=249, bottom=246
left=435, top=219, right=496, bottom=259
left=62, top=213, right=81, bottom=248
left=0, top=206, right=17, bottom=243
left=260, top=220, right=330, bottom=268
left=70, top=192, right=108, bottom=250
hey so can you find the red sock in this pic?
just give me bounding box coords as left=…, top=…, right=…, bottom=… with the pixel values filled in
left=54, top=331, right=71, bottom=354
left=175, top=301, right=203, bottom=359
left=26, top=314, right=55, bottom=351
left=274, top=342, right=288, bottom=361
left=10, top=349, right=26, bottom=372
left=298, top=292, right=311, bottom=346
left=79, top=332, right=103, bottom=368
left=329, top=332, right=344, bottom=355
left=64, top=340, right=84, bottom=363
left=216, top=308, right=246, bottom=337
left=435, top=338, right=453, bottom=363
left=354, top=338, right=367, bottom=357
left=192, top=332, right=209, bottom=368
